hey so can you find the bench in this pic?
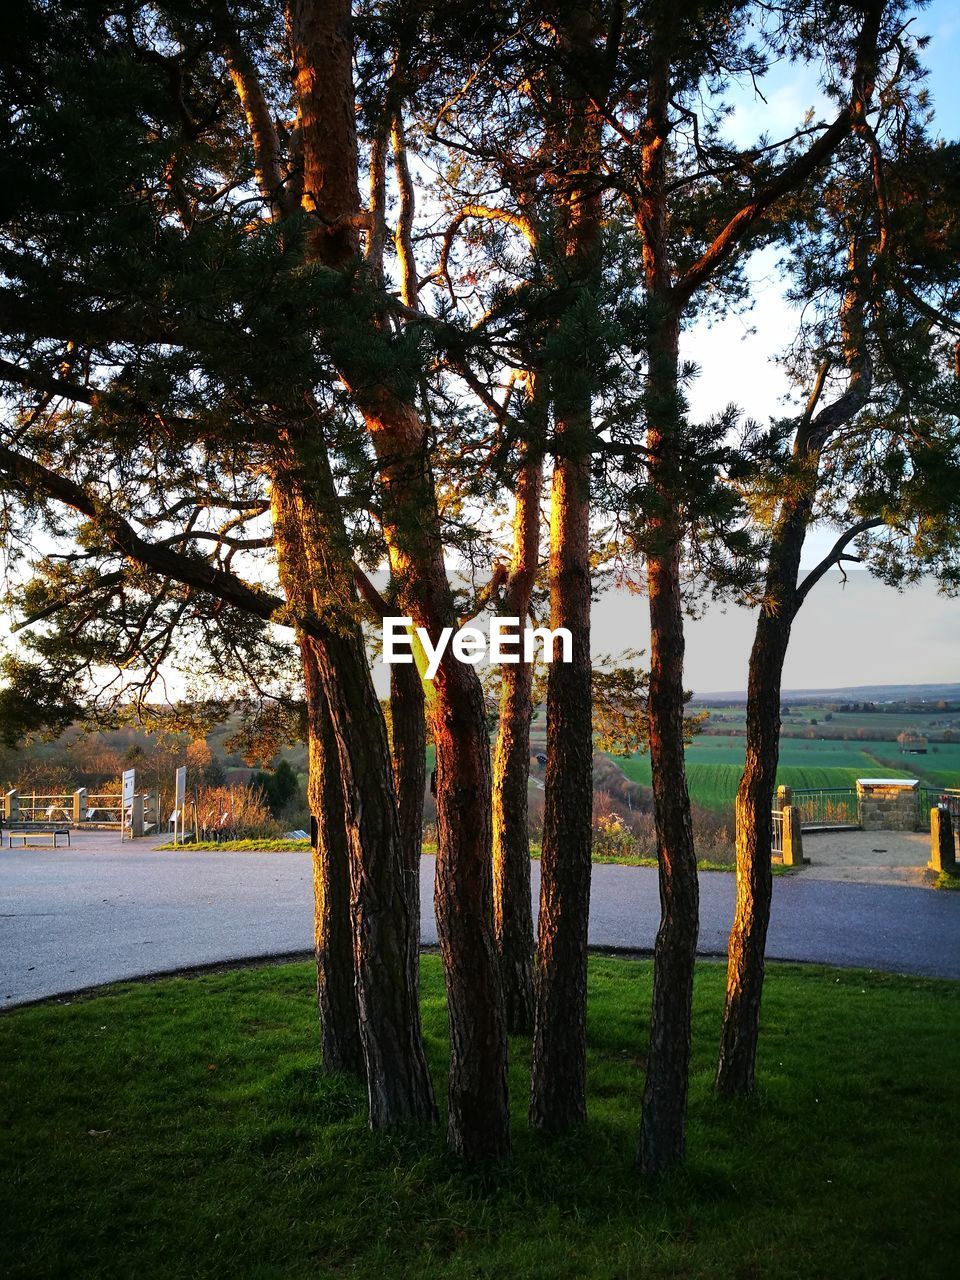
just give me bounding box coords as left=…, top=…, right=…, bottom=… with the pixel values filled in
left=2, top=821, right=71, bottom=848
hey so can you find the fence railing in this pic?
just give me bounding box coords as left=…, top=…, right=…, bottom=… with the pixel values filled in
left=921, top=789, right=960, bottom=856
left=2, top=787, right=160, bottom=834
left=790, top=787, right=860, bottom=829
left=771, top=808, right=784, bottom=856
left=8, top=793, right=74, bottom=822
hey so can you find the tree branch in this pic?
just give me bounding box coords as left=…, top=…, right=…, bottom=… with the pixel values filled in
left=0, top=443, right=291, bottom=626
left=672, top=0, right=884, bottom=306
left=795, top=517, right=885, bottom=605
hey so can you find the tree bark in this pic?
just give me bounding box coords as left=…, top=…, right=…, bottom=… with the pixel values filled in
left=717, top=286, right=873, bottom=1094
left=715, top=581, right=796, bottom=1095
left=390, top=657, right=426, bottom=992
left=636, top=301, right=700, bottom=1172
left=287, top=0, right=509, bottom=1160
left=492, top=443, right=542, bottom=1036
left=527, top=8, right=605, bottom=1134
left=271, top=449, right=437, bottom=1130
left=638, top=483, right=699, bottom=1172
left=530, top=431, right=593, bottom=1130
left=301, top=633, right=364, bottom=1077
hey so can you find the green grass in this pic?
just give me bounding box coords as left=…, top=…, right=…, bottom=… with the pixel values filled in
left=156, top=838, right=311, bottom=852
left=158, top=840, right=738, bottom=870
left=2, top=957, right=958, bottom=1279
left=615, top=736, right=960, bottom=812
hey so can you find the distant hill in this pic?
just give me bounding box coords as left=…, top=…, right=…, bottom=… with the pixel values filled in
left=692, top=683, right=960, bottom=705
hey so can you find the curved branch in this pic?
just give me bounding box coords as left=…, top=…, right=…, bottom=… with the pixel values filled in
left=672, top=0, right=884, bottom=306
left=795, top=517, right=885, bottom=605
left=0, top=442, right=290, bottom=626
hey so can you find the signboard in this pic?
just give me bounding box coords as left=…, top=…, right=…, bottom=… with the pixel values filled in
left=172, top=766, right=187, bottom=845
left=121, top=768, right=136, bottom=840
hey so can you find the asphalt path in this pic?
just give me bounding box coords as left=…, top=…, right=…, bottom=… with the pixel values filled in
left=2, top=841, right=958, bottom=1007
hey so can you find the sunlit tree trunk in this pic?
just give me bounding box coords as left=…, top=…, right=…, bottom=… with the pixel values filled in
left=636, top=33, right=700, bottom=1166
left=718, top=285, right=872, bottom=1094
left=492, top=438, right=543, bottom=1035
left=301, top=633, right=364, bottom=1076
left=287, top=0, right=508, bottom=1160
left=637, top=312, right=699, bottom=1172
left=530, top=429, right=593, bottom=1130
left=271, top=450, right=437, bottom=1130
left=530, top=27, right=601, bottom=1126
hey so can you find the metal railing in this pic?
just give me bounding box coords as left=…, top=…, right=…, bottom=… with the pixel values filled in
left=771, top=808, right=784, bottom=856
left=921, top=789, right=960, bottom=856
left=790, top=787, right=859, bottom=829
left=2, top=787, right=160, bottom=832
left=12, top=793, right=74, bottom=822
left=83, top=793, right=123, bottom=826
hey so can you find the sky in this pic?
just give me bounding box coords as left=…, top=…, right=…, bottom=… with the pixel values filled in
left=683, top=0, right=960, bottom=567
left=592, top=570, right=958, bottom=695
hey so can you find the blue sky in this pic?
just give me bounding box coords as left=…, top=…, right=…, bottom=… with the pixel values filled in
left=686, top=0, right=960, bottom=567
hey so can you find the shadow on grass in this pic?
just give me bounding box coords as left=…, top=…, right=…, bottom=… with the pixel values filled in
left=1, top=956, right=958, bottom=1278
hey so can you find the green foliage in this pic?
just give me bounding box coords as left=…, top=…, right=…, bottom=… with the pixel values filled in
left=0, top=656, right=82, bottom=747
left=252, top=758, right=301, bottom=817
left=1, top=957, right=958, bottom=1278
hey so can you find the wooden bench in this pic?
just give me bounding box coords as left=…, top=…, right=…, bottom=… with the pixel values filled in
left=2, top=821, right=71, bottom=848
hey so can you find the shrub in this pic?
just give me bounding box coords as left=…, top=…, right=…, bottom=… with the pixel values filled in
left=193, top=783, right=275, bottom=840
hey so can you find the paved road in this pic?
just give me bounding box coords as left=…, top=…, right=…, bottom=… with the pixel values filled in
left=2, top=838, right=958, bottom=1006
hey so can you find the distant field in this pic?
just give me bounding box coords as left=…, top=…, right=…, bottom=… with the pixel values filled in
left=615, top=737, right=960, bottom=812
left=696, top=702, right=960, bottom=739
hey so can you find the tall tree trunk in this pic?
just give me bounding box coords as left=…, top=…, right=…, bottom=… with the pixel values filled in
left=271, top=449, right=437, bottom=1130
left=372, top=416, right=509, bottom=1160
left=637, top=309, right=700, bottom=1175
left=390, top=658, right=426, bottom=990
left=530, top=432, right=593, bottom=1130
left=528, top=10, right=604, bottom=1133
left=633, top=14, right=701, bottom=1170
left=717, top=288, right=872, bottom=1094
left=492, top=443, right=543, bottom=1036
left=288, top=0, right=509, bottom=1160
left=301, top=633, right=364, bottom=1076
left=715, top=595, right=795, bottom=1094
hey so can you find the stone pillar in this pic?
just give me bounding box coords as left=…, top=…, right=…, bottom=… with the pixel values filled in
left=130, top=793, right=145, bottom=838
left=776, top=784, right=792, bottom=808
left=856, top=779, right=920, bottom=831
left=73, top=788, right=88, bottom=825
left=782, top=805, right=805, bottom=867
left=4, top=790, right=18, bottom=821
left=929, top=808, right=957, bottom=875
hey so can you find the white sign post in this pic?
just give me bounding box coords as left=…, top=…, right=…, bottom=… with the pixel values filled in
left=173, top=766, right=187, bottom=846
left=121, top=769, right=136, bottom=842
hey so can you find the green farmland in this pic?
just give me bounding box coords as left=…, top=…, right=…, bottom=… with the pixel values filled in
left=614, top=737, right=960, bottom=812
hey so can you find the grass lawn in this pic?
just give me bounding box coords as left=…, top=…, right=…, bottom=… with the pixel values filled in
left=2, top=957, right=958, bottom=1278
left=157, top=840, right=741, bottom=870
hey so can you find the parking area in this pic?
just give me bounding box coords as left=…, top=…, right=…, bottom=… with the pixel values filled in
left=800, top=828, right=932, bottom=885
left=3, top=830, right=959, bottom=1007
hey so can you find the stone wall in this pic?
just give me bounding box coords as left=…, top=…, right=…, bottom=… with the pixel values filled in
left=857, top=779, right=920, bottom=832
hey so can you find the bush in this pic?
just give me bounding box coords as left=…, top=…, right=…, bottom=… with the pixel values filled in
left=252, top=759, right=300, bottom=818
left=193, top=783, right=275, bottom=840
